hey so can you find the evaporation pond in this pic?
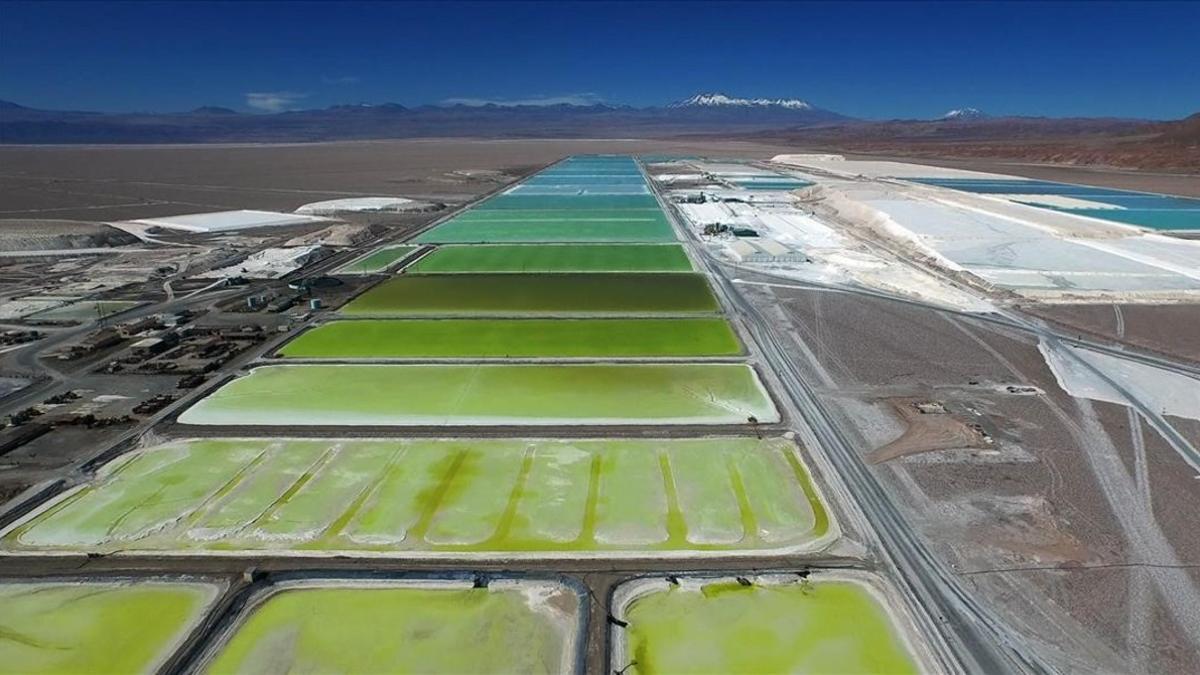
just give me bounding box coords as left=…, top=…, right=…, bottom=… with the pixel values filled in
left=201, top=580, right=580, bottom=674
left=335, top=245, right=418, bottom=274
left=1, top=437, right=829, bottom=555
left=409, top=244, right=692, bottom=273
left=614, top=575, right=921, bottom=675
left=0, top=580, right=220, bottom=675
left=477, top=194, right=660, bottom=210
left=279, top=318, right=740, bottom=358
left=176, top=363, right=777, bottom=426
left=414, top=212, right=676, bottom=243
left=340, top=274, right=718, bottom=315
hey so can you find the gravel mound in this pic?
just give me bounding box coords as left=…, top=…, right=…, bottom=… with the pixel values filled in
left=0, top=220, right=138, bottom=252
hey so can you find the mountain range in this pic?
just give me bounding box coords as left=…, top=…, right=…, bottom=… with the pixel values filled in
left=0, top=93, right=847, bottom=144
left=1, top=93, right=1196, bottom=171
left=668, top=93, right=815, bottom=110
left=730, top=112, right=1200, bottom=172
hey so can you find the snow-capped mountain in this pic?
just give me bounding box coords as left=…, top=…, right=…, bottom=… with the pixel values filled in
left=942, top=107, right=988, bottom=121
left=671, top=93, right=814, bottom=110
left=0, top=93, right=851, bottom=143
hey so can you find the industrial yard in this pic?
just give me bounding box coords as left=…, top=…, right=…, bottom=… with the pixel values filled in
left=1, top=139, right=1198, bottom=674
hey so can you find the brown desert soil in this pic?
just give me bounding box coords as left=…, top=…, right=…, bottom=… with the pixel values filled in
left=868, top=398, right=991, bottom=463
left=1024, top=303, right=1200, bottom=365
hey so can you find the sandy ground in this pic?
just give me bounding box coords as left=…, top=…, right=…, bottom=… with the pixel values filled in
left=745, top=278, right=1200, bottom=673
left=3, top=141, right=1198, bottom=673
left=1025, top=303, right=1200, bottom=365
left=867, top=398, right=990, bottom=463
left=0, top=220, right=137, bottom=252
left=0, top=139, right=795, bottom=222
left=6, top=139, right=1192, bottom=224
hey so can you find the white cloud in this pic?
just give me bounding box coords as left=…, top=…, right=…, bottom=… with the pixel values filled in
left=440, top=92, right=605, bottom=107
left=322, top=75, right=361, bottom=85
left=244, top=91, right=307, bottom=112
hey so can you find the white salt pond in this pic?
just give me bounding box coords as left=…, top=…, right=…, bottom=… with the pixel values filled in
left=123, top=210, right=329, bottom=233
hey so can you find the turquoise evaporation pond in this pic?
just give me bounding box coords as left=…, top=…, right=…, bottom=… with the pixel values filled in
left=915, top=178, right=1200, bottom=231
left=1078, top=195, right=1200, bottom=210
left=415, top=154, right=670, bottom=242
left=547, top=172, right=636, bottom=176
left=531, top=183, right=644, bottom=189
left=526, top=176, right=648, bottom=186
left=451, top=208, right=667, bottom=221
left=545, top=165, right=640, bottom=171
left=1043, top=208, right=1200, bottom=231
left=478, top=194, right=661, bottom=210
left=911, top=178, right=1130, bottom=196
left=543, top=164, right=636, bottom=174
left=509, top=185, right=650, bottom=196
left=537, top=171, right=642, bottom=180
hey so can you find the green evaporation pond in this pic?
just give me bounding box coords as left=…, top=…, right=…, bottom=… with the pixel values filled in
left=335, top=245, right=418, bottom=274
left=177, top=363, right=777, bottom=426
left=203, top=582, right=578, bottom=674
left=415, top=215, right=676, bottom=243
left=621, top=579, right=919, bottom=675
left=449, top=208, right=667, bottom=223
left=3, top=437, right=829, bottom=555
left=0, top=581, right=219, bottom=675
left=279, top=318, right=740, bottom=358
left=340, top=274, right=718, bottom=316
left=409, top=244, right=692, bottom=274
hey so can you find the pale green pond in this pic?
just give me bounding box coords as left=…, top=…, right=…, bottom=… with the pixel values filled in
left=2, top=437, right=830, bottom=556
left=0, top=580, right=219, bottom=675
left=278, top=318, right=742, bottom=358
left=408, top=244, right=692, bottom=274
left=202, top=580, right=580, bottom=674
left=177, top=364, right=778, bottom=426
left=334, top=245, right=419, bottom=274
left=616, top=576, right=921, bottom=675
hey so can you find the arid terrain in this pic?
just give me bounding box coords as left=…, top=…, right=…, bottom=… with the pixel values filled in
left=1, top=139, right=1197, bottom=673
left=729, top=113, right=1200, bottom=173
left=2, top=137, right=1196, bottom=228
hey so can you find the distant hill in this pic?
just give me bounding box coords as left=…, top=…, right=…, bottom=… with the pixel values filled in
left=728, top=113, right=1200, bottom=172
left=0, top=93, right=847, bottom=144
left=190, top=106, right=240, bottom=115
left=4, top=95, right=1192, bottom=172
left=1155, top=112, right=1200, bottom=144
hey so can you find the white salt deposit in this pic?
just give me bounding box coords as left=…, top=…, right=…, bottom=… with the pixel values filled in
left=197, top=245, right=329, bottom=279
left=771, top=156, right=1014, bottom=180
left=124, top=210, right=328, bottom=233
left=1039, top=341, right=1200, bottom=422
left=296, top=197, right=425, bottom=215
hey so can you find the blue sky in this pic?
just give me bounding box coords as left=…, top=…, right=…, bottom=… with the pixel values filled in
left=2, top=1, right=1197, bottom=119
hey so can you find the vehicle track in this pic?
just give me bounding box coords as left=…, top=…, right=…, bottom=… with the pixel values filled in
left=643, top=158, right=1045, bottom=674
